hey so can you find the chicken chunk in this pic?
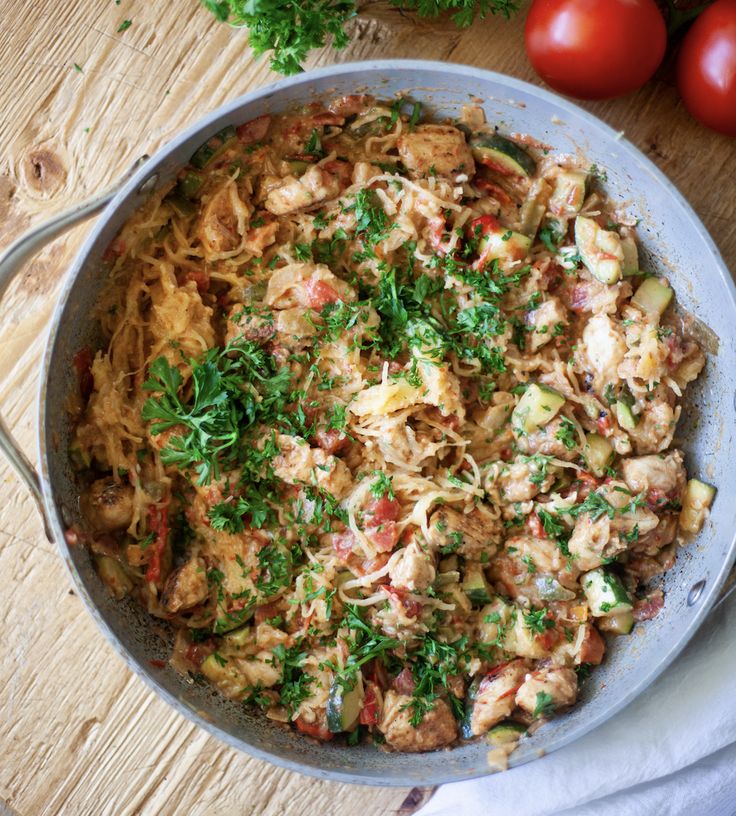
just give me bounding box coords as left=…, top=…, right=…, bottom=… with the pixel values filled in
left=497, top=461, right=542, bottom=503
left=527, top=297, right=568, bottom=352
left=418, top=360, right=466, bottom=421
left=264, top=163, right=348, bottom=215
left=161, top=557, right=209, bottom=613
left=379, top=690, right=457, bottom=752
left=397, top=124, right=475, bottom=181
left=272, top=434, right=352, bottom=499
left=388, top=541, right=436, bottom=592
left=621, top=451, right=686, bottom=501
left=626, top=399, right=678, bottom=455
left=468, top=661, right=528, bottom=736
left=581, top=313, right=627, bottom=391
left=81, top=478, right=135, bottom=532
left=265, top=262, right=355, bottom=310
left=515, top=667, right=577, bottom=717
left=567, top=514, right=623, bottom=572
left=426, top=505, right=501, bottom=559
left=516, top=415, right=579, bottom=462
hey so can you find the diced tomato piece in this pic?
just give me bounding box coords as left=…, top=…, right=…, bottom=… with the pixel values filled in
left=368, top=496, right=401, bottom=524
left=305, top=277, right=340, bottom=309
left=182, top=268, right=209, bottom=295
left=366, top=520, right=400, bottom=552
left=474, top=178, right=514, bottom=206
left=393, top=667, right=416, bottom=695
left=478, top=156, right=518, bottom=176
left=528, top=511, right=546, bottom=539
left=236, top=115, right=271, bottom=144
left=294, top=716, right=333, bottom=741
left=536, top=627, right=559, bottom=652
left=144, top=503, right=170, bottom=585
left=468, top=213, right=501, bottom=237
left=72, top=347, right=94, bottom=401
left=314, top=428, right=349, bottom=455
left=633, top=591, right=664, bottom=622
left=646, top=487, right=669, bottom=510
left=386, top=586, right=422, bottom=619
left=596, top=413, right=613, bottom=434
left=480, top=660, right=514, bottom=687
left=359, top=681, right=380, bottom=725
left=149, top=659, right=167, bottom=669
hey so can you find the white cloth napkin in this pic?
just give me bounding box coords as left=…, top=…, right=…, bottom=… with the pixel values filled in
left=417, top=591, right=736, bottom=816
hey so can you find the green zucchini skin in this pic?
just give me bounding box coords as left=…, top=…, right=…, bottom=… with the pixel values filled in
left=470, top=134, right=537, bottom=177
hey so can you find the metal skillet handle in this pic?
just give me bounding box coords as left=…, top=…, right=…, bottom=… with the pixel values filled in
left=0, top=156, right=149, bottom=527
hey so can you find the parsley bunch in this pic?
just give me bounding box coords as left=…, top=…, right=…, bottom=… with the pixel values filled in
left=142, top=341, right=292, bottom=485
left=202, top=0, right=518, bottom=75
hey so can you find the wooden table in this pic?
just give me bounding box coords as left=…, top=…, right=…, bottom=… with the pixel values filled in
left=1, top=2, right=734, bottom=814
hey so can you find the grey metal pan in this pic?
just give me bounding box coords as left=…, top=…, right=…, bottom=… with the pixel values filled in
left=1, top=60, right=735, bottom=786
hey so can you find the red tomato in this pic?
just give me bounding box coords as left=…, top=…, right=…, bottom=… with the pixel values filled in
left=304, top=277, right=340, bottom=309
left=294, top=717, right=333, bottom=741
left=369, top=496, right=401, bottom=524
left=524, top=0, right=667, bottom=100
left=677, top=0, right=736, bottom=136
left=528, top=511, right=546, bottom=539
left=366, top=520, right=400, bottom=552
left=144, top=503, right=169, bottom=585
left=359, top=682, right=380, bottom=725
left=314, top=428, right=349, bottom=455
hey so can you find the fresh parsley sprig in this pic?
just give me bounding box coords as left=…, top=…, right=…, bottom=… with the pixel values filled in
left=203, top=0, right=518, bottom=75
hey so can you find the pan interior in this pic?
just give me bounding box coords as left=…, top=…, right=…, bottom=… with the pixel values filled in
left=40, top=62, right=736, bottom=785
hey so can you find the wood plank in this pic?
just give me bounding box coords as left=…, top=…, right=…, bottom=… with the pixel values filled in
left=0, top=1, right=734, bottom=814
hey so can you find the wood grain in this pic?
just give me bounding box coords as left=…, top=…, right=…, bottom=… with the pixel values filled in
left=0, top=1, right=734, bottom=814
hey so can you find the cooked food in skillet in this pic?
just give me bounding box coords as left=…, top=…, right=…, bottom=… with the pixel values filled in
left=68, top=95, right=716, bottom=753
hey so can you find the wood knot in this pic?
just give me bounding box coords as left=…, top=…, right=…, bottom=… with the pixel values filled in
left=20, top=144, right=67, bottom=198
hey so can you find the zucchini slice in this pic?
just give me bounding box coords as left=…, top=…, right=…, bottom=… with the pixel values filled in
left=326, top=675, right=364, bottom=733
left=470, top=134, right=536, bottom=177
left=598, top=610, right=635, bottom=635
left=582, top=569, right=633, bottom=617
left=461, top=676, right=481, bottom=739
left=487, top=721, right=527, bottom=746
left=223, top=625, right=253, bottom=648
left=621, top=235, right=639, bottom=277
left=583, top=432, right=614, bottom=477
left=548, top=170, right=587, bottom=216
left=201, top=653, right=231, bottom=684
left=478, top=228, right=532, bottom=265
left=512, top=383, right=566, bottom=435
left=190, top=125, right=237, bottom=169
left=679, top=478, right=716, bottom=534
left=463, top=565, right=493, bottom=606
left=613, top=401, right=638, bottom=431
left=632, top=277, right=673, bottom=316
left=575, top=216, right=623, bottom=285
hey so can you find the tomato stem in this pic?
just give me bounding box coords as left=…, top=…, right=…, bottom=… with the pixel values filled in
left=664, top=0, right=713, bottom=35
